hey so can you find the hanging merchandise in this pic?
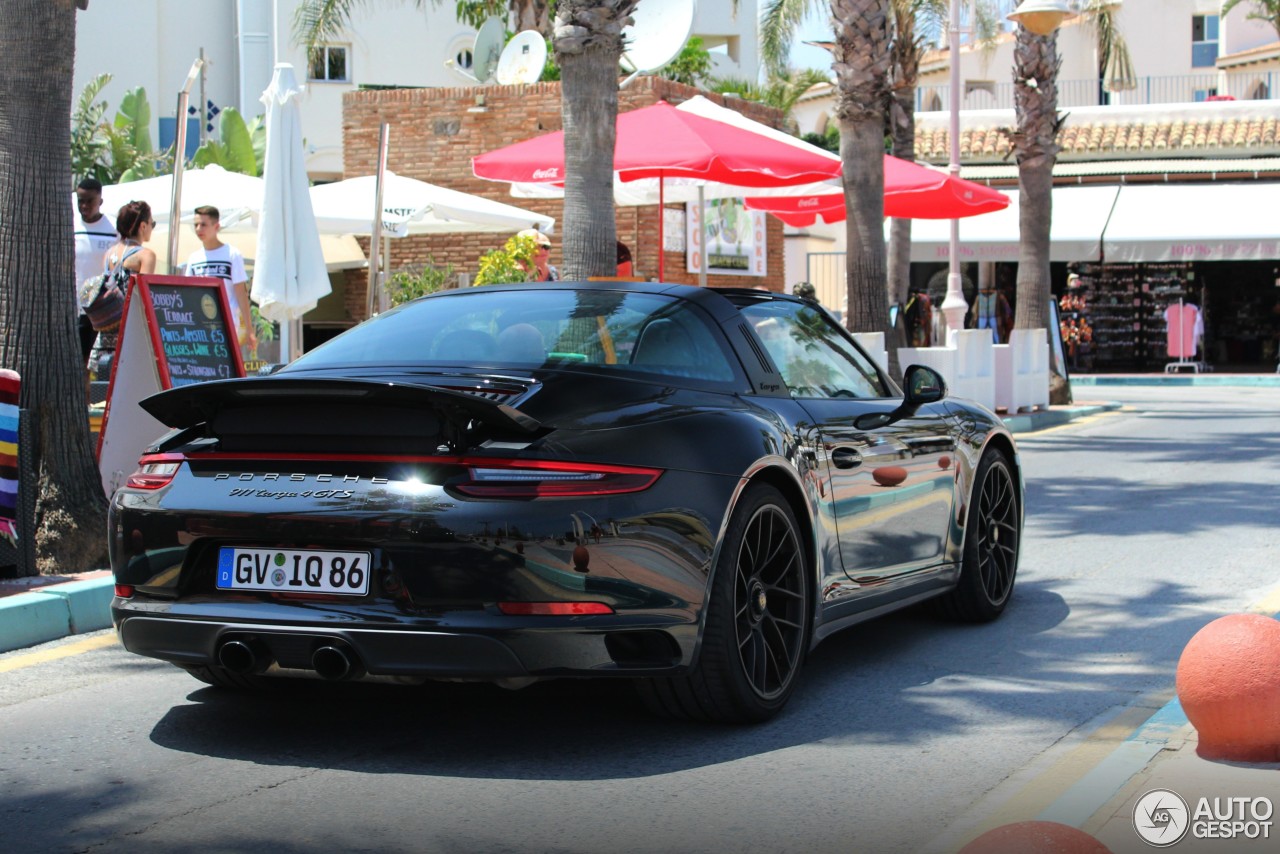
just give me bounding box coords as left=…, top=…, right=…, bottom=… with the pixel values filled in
left=1070, top=262, right=1197, bottom=371
left=1164, top=299, right=1206, bottom=373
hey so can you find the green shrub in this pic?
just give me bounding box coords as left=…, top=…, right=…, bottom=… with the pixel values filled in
left=474, top=233, right=539, bottom=286
left=387, top=257, right=455, bottom=305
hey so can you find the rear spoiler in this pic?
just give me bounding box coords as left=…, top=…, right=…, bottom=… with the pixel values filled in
left=140, top=376, right=542, bottom=436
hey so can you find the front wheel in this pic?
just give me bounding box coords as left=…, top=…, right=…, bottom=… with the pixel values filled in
left=935, top=449, right=1021, bottom=622
left=638, top=484, right=810, bottom=723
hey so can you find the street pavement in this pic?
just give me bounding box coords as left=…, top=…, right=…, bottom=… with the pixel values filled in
left=3, top=374, right=1278, bottom=852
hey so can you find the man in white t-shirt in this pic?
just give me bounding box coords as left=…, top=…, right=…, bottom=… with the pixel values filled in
left=184, top=204, right=257, bottom=357
left=75, top=177, right=118, bottom=360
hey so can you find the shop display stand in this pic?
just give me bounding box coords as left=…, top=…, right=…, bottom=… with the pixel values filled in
left=1071, top=262, right=1205, bottom=372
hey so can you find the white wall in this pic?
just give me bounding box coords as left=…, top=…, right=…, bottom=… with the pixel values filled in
left=909, top=0, right=1276, bottom=108
left=73, top=0, right=760, bottom=181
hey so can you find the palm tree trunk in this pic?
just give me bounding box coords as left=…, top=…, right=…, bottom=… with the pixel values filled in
left=1012, top=25, right=1070, bottom=403
left=0, top=0, right=109, bottom=575
left=832, top=0, right=891, bottom=338
left=554, top=2, right=633, bottom=280
left=1011, top=26, right=1061, bottom=333
left=884, top=14, right=919, bottom=382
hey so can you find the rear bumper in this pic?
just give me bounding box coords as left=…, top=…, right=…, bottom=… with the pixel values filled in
left=113, top=602, right=693, bottom=678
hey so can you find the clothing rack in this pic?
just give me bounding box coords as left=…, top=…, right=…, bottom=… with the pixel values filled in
left=1164, top=297, right=1210, bottom=374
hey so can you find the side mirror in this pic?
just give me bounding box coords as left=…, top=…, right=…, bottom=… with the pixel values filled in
left=853, top=365, right=947, bottom=430
left=903, top=364, right=947, bottom=406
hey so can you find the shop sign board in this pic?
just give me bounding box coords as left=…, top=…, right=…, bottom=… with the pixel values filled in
left=96, top=276, right=245, bottom=496
left=686, top=198, right=767, bottom=277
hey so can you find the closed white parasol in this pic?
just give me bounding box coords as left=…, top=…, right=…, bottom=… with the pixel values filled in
left=251, top=63, right=331, bottom=357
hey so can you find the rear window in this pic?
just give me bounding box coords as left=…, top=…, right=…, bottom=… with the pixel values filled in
left=286, top=288, right=738, bottom=383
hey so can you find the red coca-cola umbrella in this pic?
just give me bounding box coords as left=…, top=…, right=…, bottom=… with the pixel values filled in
left=747, top=161, right=1010, bottom=227
left=472, top=100, right=843, bottom=277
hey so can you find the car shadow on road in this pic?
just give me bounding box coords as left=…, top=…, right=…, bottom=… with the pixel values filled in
left=146, top=578, right=1221, bottom=782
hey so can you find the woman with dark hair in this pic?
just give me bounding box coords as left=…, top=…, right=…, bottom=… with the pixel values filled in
left=87, top=201, right=157, bottom=381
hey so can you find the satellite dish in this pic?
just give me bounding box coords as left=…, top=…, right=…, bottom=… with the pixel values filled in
left=621, top=0, right=695, bottom=76
left=496, top=30, right=548, bottom=85
left=472, top=17, right=506, bottom=83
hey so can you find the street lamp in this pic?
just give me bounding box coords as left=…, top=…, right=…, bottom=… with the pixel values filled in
left=1008, top=0, right=1077, bottom=37
left=941, top=0, right=1074, bottom=339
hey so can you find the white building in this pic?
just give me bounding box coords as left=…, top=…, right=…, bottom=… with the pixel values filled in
left=73, top=0, right=759, bottom=180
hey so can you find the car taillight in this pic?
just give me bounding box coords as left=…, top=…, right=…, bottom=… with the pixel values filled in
left=125, top=453, right=183, bottom=489
left=454, top=459, right=661, bottom=498
left=114, top=584, right=135, bottom=598
left=498, top=602, right=615, bottom=616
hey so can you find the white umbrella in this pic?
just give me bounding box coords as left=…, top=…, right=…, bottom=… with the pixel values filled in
left=146, top=225, right=365, bottom=274
left=309, top=171, right=554, bottom=236
left=251, top=63, right=331, bottom=335
left=98, top=164, right=265, bottom=228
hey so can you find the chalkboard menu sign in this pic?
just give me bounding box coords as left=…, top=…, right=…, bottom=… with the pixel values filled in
left=144, top=280, right=242, bottom=387
left=97, top=275, right=246, bottom=497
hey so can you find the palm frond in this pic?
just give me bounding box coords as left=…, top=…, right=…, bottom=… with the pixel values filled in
left=759, top=0, right=822, bottom=77
left=292, top=0, right=435, bottom=50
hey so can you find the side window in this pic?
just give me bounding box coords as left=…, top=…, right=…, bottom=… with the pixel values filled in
left=744, top=302, right=888, bottom=399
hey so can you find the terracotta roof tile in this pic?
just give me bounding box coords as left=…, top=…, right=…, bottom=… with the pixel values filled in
left=913, top=108, right=1280, bottom=163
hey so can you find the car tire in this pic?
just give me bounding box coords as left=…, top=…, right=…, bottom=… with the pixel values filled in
left=638, top=484, right=809, bottom=723
left=176, top=663, right=274, bottom=691
left=934, top=449, right=1020, bottom=623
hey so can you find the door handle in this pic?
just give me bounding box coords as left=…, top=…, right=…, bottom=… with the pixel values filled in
left=831, top=447, right=862, bottom=469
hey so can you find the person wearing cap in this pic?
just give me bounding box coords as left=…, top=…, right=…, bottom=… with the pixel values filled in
left=517, top=228, right=558, bottom=282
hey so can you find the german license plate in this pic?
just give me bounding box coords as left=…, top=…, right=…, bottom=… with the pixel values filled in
left=216, top=548, right=371, bottom=596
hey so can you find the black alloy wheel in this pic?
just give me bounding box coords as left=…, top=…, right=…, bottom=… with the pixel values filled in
left=935, top=450, right=1020, bottom=622
left=733, top=503, right=807, bottom=700
left=638, top=484, right=809, bottom=723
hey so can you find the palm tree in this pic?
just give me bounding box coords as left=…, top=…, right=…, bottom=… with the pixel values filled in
left=761, top=1, right=894, bottom=336
left=1011, top=3, right=1130, bottom=335
left=708, top=67, right=833, bottom=121
left=0, top=0, right=109, bottom=575
left=1091, top=2, right=1135, bottom=100
left=1222, top=0, right=1280, bottom=40
left=552, top=1, right=637, bottom=279
left=295, top=0, right=633, bottom=280
left=1008, top=23, right=1060, bottom=334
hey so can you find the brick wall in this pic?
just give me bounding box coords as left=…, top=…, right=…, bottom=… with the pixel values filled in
left=340, top=78, right=789, bottom=320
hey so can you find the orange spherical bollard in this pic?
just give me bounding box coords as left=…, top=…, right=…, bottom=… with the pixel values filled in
left=1176, top=613, right=1280, bottom=762
left=872, top=465, right=907, bottom=487
left=958, top=821, right=1111, bottom=853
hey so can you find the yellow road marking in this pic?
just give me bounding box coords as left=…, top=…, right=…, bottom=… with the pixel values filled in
left=965, top=704, right=1161, bottom=839
left=0, top=632, right=117, bottom=673
left=1016, top=407, right=1127, bottom=437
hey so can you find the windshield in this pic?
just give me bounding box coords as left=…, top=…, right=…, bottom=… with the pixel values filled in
left=285, top=288, right=739, bottom=383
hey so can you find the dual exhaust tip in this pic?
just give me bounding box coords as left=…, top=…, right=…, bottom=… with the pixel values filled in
left=216, top=637, right=365, bottom=681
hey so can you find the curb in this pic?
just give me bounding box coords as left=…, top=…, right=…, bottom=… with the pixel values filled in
left=1036, top=696, right=1189, bottom=827
left=1072, top=374, right=1280, bottom=387
left=1003, top=401, right=1122, bottom=433
left=0, top=576, right=115, bottom=654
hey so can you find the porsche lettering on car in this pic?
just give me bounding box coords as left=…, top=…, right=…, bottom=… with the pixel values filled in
left=109, top=282, right=1024, bottom=723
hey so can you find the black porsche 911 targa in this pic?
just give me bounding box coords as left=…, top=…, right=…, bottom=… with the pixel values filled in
left=110, top=281, right=1023, bottom=723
